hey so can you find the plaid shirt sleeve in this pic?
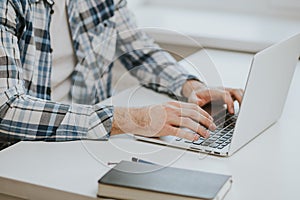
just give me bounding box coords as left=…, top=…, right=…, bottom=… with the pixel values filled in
left=114, top=0, right=200, bottom=99
left=0, top=1, right=114, bottom=142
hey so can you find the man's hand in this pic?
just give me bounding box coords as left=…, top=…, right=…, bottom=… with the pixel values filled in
left=111, top=80, right=243, bottom=141
left=111, top=101, right=217, bottom=141
left=182, top=80, right=244, bottom=114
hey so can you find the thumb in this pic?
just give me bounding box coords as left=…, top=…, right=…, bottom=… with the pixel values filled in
left=188, top=94, right=207, bottom=107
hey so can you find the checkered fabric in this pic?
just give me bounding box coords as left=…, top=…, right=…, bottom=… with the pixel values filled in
left=0, top=0, right=198, bottom=143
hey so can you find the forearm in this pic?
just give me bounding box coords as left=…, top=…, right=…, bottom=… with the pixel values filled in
left=0, top=86, right=114, bottom=141
left=111, top=107, right=150, bottom=136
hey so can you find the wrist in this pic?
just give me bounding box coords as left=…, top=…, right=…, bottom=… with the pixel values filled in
left=111, top=107, right=150, bottom=135
left=182, top=80, right=206, bottom=98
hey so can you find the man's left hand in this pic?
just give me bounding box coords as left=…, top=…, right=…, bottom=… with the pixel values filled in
left=182, top=80, right=244, bottom=114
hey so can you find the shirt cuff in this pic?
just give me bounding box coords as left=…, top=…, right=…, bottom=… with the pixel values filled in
left=170, top=74, right=202, bottom=101
left=87, top=104, right=114, bottom=140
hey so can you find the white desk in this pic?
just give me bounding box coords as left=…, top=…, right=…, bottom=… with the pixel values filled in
left=1, top=49, right=300, bottom=200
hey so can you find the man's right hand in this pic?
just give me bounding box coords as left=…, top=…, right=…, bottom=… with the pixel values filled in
left=111, top=101, right=216, bottom=141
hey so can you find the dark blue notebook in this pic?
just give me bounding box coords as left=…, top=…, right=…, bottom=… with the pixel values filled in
left=98, top=160, right=232, bottom=200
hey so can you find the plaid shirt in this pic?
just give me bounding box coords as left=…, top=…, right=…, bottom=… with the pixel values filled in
left=0, top=0, right=197, bottom=143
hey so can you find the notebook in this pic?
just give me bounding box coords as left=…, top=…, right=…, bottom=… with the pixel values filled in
left=98, top=160, right=232, bottom=200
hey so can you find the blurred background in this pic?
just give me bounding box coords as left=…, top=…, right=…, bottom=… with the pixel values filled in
left=112, top=0, right=300, bottom=92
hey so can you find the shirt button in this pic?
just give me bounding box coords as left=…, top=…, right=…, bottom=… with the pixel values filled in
left=46, top=0, right=55, bottom=6
left=50, top=48, right=53, bottom=53
left=50, top=9, right=54, bottom=15
left=103, top=22, right=108, bottom=27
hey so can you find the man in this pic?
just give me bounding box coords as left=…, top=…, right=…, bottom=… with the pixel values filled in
left=0, top=0, right=242, bottom=149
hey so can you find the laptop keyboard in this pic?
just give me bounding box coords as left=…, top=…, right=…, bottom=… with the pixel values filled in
left=176, top=112, right=238, bottom=150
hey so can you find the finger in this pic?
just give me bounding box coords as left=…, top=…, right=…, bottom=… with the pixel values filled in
left=188, top=91, right=209, bottom=107
left=188, top=94, right=210, bottom=109
left=179, top=108, right=216, bottom=131
left=175, top=101, right=213, bottom=121
left=223, top=91, right=235, bottom=114
left=171, top=117, right=210, bottom=138
left=168, top=126, right=199, bottom=141
left=230, top=89, right=244, bottom=105
left=196, top=88, right=232, bottom=107
left=194, top=89, right=212, bottom=106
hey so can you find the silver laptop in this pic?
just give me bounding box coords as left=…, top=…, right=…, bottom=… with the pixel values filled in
left=135, top=33, right=300, bottom=157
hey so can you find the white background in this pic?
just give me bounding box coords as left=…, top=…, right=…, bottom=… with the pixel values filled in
left=131, top=0, right=300, bottom=19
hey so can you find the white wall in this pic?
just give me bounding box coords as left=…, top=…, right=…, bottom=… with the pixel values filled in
left=135, top=0, right=300, bottom=19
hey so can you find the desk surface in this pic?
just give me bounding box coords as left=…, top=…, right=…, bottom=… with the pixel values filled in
left=1, top=49, right=300, bottom=200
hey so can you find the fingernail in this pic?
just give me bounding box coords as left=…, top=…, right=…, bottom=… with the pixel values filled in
left=209, top=123, right=217, bottom=130
left=230, top=107, right=234, bottom=114
left=204, top=130, right=210, bottom=138
left=193, top=134, right=200, bottom=141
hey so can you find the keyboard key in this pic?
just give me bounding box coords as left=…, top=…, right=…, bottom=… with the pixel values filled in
left=201, top=142, right=211, bottom=146
left=228, top=125, right=235, bottom=129
left=209, top=143, right=220, bottom=148
left=223, top=135, right=231, bottom=139
left=225, top=141, right=231, bottom=145
left=211, top=137, right=220, bottom=141
left=215, top=133, right=224, bottom=137
left=192, top=140, right=203, bottom=145
left=206, top=140, right=215, bottom=145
